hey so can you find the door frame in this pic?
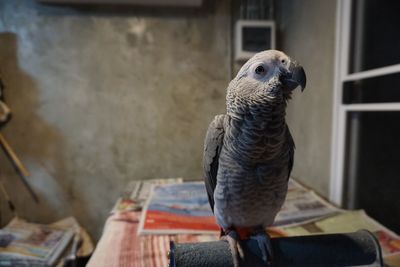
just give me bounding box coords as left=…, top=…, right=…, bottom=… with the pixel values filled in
left=329, top=0, right=400, bottom=206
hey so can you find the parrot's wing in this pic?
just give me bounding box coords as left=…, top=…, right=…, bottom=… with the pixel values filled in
left=203, top=114, right=226, bottom=213
left=285, top=124, right=295, bottom=180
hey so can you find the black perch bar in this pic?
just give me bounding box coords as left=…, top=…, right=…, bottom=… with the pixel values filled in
left=169, top=230, right=383, bottom=267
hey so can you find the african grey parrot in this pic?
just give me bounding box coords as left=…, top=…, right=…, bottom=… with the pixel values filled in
left=203, top=50, right=306, bottom=266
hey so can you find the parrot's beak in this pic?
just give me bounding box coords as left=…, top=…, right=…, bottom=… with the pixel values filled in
left=281, top=61, right=306, bottom=92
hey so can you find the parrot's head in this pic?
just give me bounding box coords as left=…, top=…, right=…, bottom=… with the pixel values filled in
left=228, top=50, right=306, bottom=106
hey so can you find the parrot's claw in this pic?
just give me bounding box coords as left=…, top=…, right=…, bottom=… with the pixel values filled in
left=221, top=231, right=245, bottom=267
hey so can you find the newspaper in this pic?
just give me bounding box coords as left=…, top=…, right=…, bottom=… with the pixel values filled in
left=0, top=218, right=74, bottom=266
left=138, top=182, right=219, bottom=235
left=384, top=253, right=400, bottom=267
left=280, top=210, right=400, bottom=257
left=137, top=178, right=341, bottom=235
left=50, top=217, right=94, bottom=266
left=273, top=180, right=341, bottom=227
left=111, top=178, right=183, bottom=213
left=287, top=178, right=307, bottom=191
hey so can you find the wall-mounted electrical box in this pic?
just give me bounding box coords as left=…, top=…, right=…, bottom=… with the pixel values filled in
left=235, top=20, right=275, bottom=61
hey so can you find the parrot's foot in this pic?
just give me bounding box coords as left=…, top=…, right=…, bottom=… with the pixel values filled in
left=248, top=232, right=273, bottom=264
left=222, top=230, right=273, bottom=267
left=221, top=231, right=245, bottom=267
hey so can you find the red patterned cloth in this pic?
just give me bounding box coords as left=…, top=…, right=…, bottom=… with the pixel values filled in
left=87, top=212, right=218, bottom=267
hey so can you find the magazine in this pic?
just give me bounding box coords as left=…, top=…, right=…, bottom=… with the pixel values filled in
left=111, top=178, right=183, bottom=213
left=138, top=182, right=220, bottom=235
left=0, top=218, right=74, bottom=266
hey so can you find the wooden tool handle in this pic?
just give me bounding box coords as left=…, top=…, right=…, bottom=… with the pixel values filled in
left=0, top=133, right=30, bottom=177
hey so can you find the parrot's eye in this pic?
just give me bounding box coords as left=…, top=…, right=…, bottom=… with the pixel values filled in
left=255, top=65, right=265, bottom=75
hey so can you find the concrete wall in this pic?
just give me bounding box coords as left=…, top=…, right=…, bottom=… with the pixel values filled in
left=0, top=0, right=336, bottom=241
left=0, top=0, right=230, bottom=240
left=276, top=0, right=336, bottom=196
